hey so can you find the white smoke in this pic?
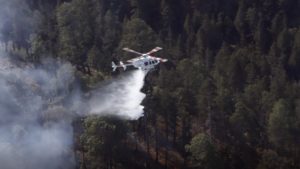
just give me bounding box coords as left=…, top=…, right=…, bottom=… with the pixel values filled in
left=0, top=0, right=148, bottom=168
left=89, top=69, right=147, bottom=119
left=0, top=50, right=147, bottom=169
left=0, top=54, right=76, bottom=169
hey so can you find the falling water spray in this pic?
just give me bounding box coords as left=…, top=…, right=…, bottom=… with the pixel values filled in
left=89, top=69, right=147, bottom=119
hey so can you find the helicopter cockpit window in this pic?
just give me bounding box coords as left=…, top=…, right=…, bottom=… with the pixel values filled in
left=144, top=62, right=148, bottom=66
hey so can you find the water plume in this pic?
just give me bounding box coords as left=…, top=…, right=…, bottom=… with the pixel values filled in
left=89, top=69, right=147, bottom=119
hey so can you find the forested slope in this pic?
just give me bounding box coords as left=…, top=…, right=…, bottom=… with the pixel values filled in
left=1, top=0, right=300, bottom=169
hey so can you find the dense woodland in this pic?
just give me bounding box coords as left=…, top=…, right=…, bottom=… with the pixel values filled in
left=1, top=0, right=300, bottom=169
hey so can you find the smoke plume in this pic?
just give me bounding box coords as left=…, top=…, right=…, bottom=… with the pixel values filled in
left=0, top=54, right=76, bottom=169
left=0, top=50, right=147, bottom=169
left=0, top=2, right=147, bottom=168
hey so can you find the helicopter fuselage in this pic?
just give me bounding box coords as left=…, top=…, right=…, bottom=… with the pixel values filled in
left=131, top=55, right=160, bottom=71
left=112, top=47, right=167, bottom=72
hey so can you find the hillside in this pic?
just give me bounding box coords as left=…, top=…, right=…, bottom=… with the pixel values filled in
left=1, top=0, right=300, bottom=169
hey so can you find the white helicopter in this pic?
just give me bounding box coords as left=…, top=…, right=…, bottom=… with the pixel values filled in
left=112, top=47, right=168, bottom=71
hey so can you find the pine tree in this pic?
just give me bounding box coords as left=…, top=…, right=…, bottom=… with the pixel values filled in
left=185, top=133, right=224, bottom=169
left=118, top=18, right=160, bottom=60
left=288, top=29, right=300, bottom=77
left=268, top=99, right=300, bottom=151
left=234, top=0, right=248, bottom=45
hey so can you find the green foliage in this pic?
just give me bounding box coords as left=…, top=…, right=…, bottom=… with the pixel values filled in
left=288, top=29, right=300, bottom=77
left=81, top=116, right=128, bottom=169
left=234, top=0, right=248, bottom=44
left=177, top=58, right=203, bottom=90
left=56, top=0, right=94, bottom=65
left=118, top=18, right=160, bottom=60
left=256, top=150, right=290, bottom=169
left=268, top=99, right=300, bottom=151
left=3, top=0, right=300, bottom=168
left=185, top=133, right=223, bottom=169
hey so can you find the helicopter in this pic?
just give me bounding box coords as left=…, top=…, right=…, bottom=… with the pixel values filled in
left=112, top=47, right=167, bottom=71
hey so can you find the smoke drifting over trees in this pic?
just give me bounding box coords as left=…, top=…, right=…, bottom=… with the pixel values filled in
left=1, top=0, right=300, bottom=169
left=0, top=52, right=147, bottom=169
left=0, top=2, right=148, bottom=168
left=0, top=55, right=76, bottom=169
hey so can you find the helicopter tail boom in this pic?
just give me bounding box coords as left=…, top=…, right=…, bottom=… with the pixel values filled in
left=112, top=61, right=128, bottom=71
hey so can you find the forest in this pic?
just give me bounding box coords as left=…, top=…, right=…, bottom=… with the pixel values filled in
left=1, top=0, right=300, bottom=169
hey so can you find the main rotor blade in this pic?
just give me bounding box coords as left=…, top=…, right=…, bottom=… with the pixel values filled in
left=146, top=47, right=163, bottom=55
left=153, top=57, right=168, bottom=62
left=123, top=48, right=143, bottom=55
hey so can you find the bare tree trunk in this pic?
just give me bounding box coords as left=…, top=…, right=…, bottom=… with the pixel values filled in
left=133, top=121, right=138, bottom=151
left=81, top=151, right=87, bottom=169
left=144, top=113, right=150, bottom=168
left=165, top=112, right=169, bottom=141
left=165, top=112, right=169, bottom=169
left=173, top=117, right=177, bottom=145
left=145, top=114, right=150, bottom=155
left=106, top=159, right=109, bottom=169
left=110, top=159, right=113, bottom=169
left=12, top=42, right=16, bottom=51
left=26, top=47, right=30, bottom=58
left=147, top=134, right=150, bottom=154
left=86, top=65, right=91, bottom=75
left=165, top=147, right=168, bottom=169
left=155, top=123, right=159, bottom=163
